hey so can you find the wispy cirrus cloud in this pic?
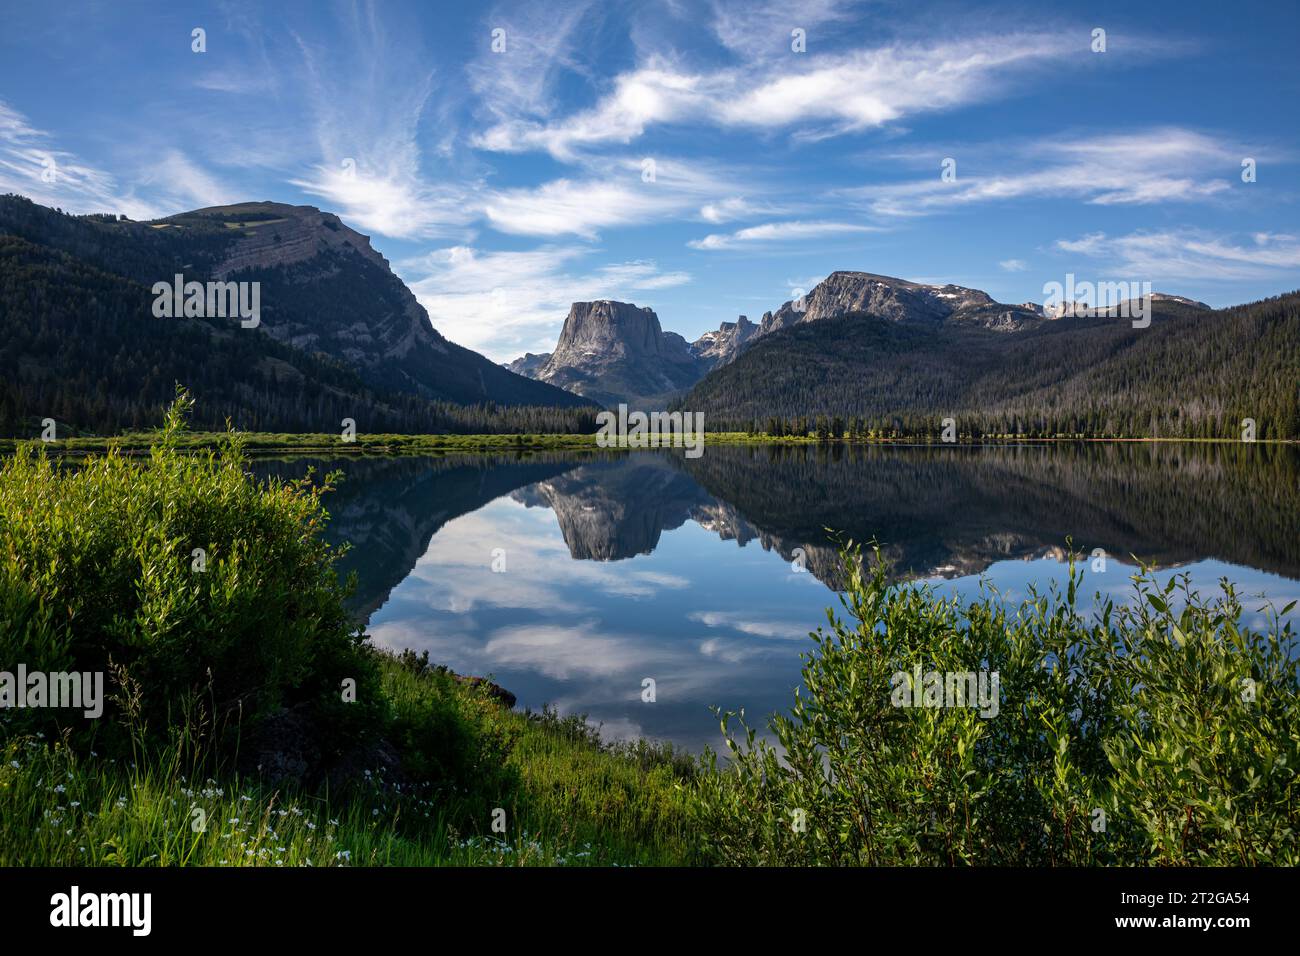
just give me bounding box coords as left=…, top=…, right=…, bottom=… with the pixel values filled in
left=482, top=156, right=736, bottom=237
left=294, top=161, right=476, bottom=240
left=286, top=9, right=478, bottom=240
left=403, top=244, right=691, bottom=359
left=0, top=99, right=231, bottom=219
left=468, top=0, right=604, bottom=124
left=850, top=128, right=1246, bottom=217
left=699, top=196, right=777, bottom=223
left=472, top=32, right=1082, bottom=160
left=688, top=219, right=880, bottom=250
left=483, top=176, right=687, bottom=238
left=709, top=0, right=859, bottom=58
left=1053, top=229, right=1300, bottom=281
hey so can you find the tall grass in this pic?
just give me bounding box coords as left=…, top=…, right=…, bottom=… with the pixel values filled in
left=0, top=653, right=697, bottom=867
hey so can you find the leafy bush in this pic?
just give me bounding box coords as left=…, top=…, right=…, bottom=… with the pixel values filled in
left=695, top=541, right=1299, bottom=866
left=0, top=391, right=381, bottom=754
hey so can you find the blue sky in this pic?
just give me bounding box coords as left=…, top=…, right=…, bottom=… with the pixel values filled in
left=2, top=0, right=1297, bottom=361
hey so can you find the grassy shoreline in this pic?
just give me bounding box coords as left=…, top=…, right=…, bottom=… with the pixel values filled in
left=0, top=653, right=697, bottom=867
left=2, top=430, right=1294, bottom=456
left=2, top=397, right=1295, bottom=866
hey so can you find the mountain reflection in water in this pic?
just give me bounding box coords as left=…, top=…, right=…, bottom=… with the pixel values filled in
left=253, top=442, right=1300, bottom=750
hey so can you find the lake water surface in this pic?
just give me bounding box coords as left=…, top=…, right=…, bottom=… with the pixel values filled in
left=255, top=443, right=1300, bottom=751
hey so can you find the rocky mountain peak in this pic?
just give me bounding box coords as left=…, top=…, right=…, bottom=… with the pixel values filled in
left=754, top=271, right=1042, bottom=345
left=691, top=314, right=759, bottom=369
left=169, top=202, right=392, bottom=280
left=549, top=300, right=669, bottom=361
left=519, top=300, right=705, bottom=407
left=506, top=351, right=551, bottom=377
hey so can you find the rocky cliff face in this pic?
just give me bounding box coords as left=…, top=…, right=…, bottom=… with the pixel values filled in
left=675, top=271, right=1041, bottom=370
left=513, top=456, right=710, bottom=560
left=528, top=300, right=705, bottom=407
left=194, top=203, right=442, bottom=369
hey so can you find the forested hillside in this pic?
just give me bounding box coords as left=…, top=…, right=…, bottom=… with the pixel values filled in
left=0, top=195, right=597, bottom=436
left=680, top=294, right=1300, bottom=439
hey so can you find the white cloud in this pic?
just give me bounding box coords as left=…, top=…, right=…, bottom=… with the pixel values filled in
left=709, top=0, right=857, bottom=57
left=481, top=156, right=730, bottom=237
left=999, top=258, right=1029, bottom=272
left=474, top=62, right=714, bottom=161
left=689, top=219, right=879, bottom=250
left=193, top=72, right=275, bottom=95
left=403, top=244, right=691, bottom=360
left=473, top=33, right=1079, bottom=159
left=293, top=161, right=475, bottom=239
left=286, top=16, right=479, bottom=240
left=699, top=196, right=768, bottom=223
left=467, top=1, right=603, bottom=123
left=1052, top=229, right=1300, bottom=281
left=138, top=150, right=237, bottom=209
left=0, top=99, right=234, bottom=220
left=483, top=176, right=686, bottom=238
left=689, top=610, right=810, bottom=640
left=852, top=128, right=1243, bottom=217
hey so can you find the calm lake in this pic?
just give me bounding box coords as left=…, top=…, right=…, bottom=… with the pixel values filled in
left=255, top=442, right=1300, bottom=752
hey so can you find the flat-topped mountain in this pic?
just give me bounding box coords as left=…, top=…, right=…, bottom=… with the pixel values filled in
left=525, top=300, right=705, bottom=408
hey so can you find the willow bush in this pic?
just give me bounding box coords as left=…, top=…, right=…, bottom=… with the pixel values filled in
left=695, top=541, right=1298, bottom=866
left=0, top=391, right=382, bottom=754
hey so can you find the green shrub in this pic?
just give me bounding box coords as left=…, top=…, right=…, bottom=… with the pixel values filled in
left=695, top=540, right=1299, bottom=866
left=0, top=391, right=381, bottom=755
left=381, top=651, right=521, bottom=810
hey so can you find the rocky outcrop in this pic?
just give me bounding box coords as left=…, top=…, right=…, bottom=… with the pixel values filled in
left=691, top=315, right=759, bottom=369
left=452, top=675, right=518, bottom=708
left=704, top=272, right=1043, bottom=369
left=1151, top=293, right=1210, bottom=309
left=506, top=352, right=551, bottom=377
left=755, top=271, right=1041, bottom=339
left=202, top=203, right=393, bottom=279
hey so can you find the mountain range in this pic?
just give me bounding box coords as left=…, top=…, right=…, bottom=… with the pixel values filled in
left=509, top=273, right=1299, bottom=439
left=507, top=271, right=1074, bottom=405
left=2, top=193, right=1297, bottom=440
left=0, top=194, right=593, bottom=436
left=683, top=287, right=1299, bottom=438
